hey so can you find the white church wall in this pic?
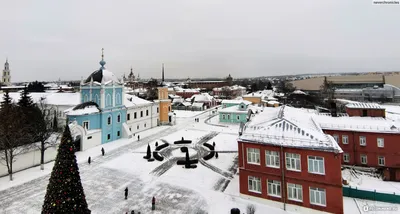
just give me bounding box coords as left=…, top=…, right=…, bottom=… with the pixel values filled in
left=126, top=104, right=155, bottom=134
left=81, top=130, right=102, bottom=151
left=0, top=144, right=59, bottom=177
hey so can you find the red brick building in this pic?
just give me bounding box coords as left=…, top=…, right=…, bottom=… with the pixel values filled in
left=238, top=116, right=344, bottom=214
left=314, top=103, right=400, bottom=181
left=345, top=103, right=386, bottom=118
left=175, top=89, right=200, bottom=99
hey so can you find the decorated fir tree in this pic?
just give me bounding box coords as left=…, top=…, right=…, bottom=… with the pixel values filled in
left=42, top=125, right=91, bottom=214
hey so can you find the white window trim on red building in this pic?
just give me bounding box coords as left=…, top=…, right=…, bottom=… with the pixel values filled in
left=308, top=156, right=325, bottom=175
left=377, top=138, right=384, bottom=148
left=310, top=187, right=327, bottom=207
left=267, top=180, right=281, bottom=198
left=288, top=183, right=303, bottom=202
left=265, top=150, right=280, bottom=168
left=286, top=153, right=301, bottom=171
left=247, top=148, right=260, bottom=165
left=248, top=176, right=261, bottom=193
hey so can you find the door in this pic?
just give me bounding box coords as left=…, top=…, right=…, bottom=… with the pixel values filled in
left=73, top=135, right=81, bottom=152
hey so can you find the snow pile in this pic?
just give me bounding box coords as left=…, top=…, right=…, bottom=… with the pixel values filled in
left=342, top=168, right=400, bottom=195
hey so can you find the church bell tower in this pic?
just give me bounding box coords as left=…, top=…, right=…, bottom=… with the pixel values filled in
left=2, top=58, right=11, bottom=86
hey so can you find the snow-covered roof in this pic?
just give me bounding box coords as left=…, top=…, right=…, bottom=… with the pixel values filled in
left=175, top=87, right=200, bottom=93
left=125, top=94, right=152, bottom=107
left=346, top=102, right=384, bottom=110
left=192, top=102, right=205, bottom=108
left=84, top=67, right=120, bottom=84
left=291, top=90, right=307, bottom=95
left=243, top=90, right=275, bottom=98
left=65, top=102, right=101, bottom=116
left=219, top=104, right=248, bottom=114
left=239, top=117, right=342, bottom=153
left=213, top=85, right=246, bottom=91
left=0, top=92, right=80, bottom=106
left=312, top=114, right=400, bottom=133
left=221, top=100, right=251, bottom=105
left=190, top=93, right=214, bottom=102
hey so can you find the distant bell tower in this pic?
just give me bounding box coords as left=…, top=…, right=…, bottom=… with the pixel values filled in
left=158, top=87, right=172, bottom=125
left=2, top=58, right=11, bottom=86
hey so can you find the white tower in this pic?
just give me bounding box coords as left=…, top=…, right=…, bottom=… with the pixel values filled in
left=2, top=58, right=11, bottom=86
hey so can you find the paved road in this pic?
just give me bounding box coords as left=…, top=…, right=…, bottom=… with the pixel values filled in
left=0, top=109, right=217, bottom=214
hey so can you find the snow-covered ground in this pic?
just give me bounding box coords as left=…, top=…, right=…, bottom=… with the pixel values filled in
left=342, top=168, right=400, bottom=194
left=173, top=110, right=205, bottom=118
left=344, top=197, right=399, bottom=214
left=1, top=106, right=399, bottom=214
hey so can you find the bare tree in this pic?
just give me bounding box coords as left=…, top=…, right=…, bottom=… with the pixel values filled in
left=35, top=98, right=62, bottom=170
left=0, top=104, right=32, bottom=180
left=320, top=77, right=335, bottom=100
left=246, top=204, right=256, bottom=214
left=221, top=86, right=231, bottom=99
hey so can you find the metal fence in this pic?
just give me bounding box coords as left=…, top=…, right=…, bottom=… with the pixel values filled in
left=343, top=186, right=400, bottom=204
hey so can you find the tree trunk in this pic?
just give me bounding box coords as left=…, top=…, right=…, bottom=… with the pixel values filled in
left=9, top=151, right=13, bottom=181
left=41, top=141, right=45, bottom=170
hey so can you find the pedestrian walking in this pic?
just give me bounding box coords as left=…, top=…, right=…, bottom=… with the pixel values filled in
left=125, top=187, right=129, bottom=200
left=101, top=147, right=105, bottom=156
left=152, top=196, right=156, bottom=210
left=88, top=156, right=91, bottom=165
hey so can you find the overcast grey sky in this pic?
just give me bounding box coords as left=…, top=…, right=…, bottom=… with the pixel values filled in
left=0, top=0, right=399, bottom=82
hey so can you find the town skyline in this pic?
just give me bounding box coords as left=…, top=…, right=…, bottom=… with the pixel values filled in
left=1, top=0, right=400, bottom=82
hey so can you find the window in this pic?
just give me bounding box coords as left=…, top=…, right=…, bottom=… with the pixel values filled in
left=222, top=114, right=226, bottom=120
left=310, top=187, right=326, bottom=206
left=134, top=112, right=137, bottom=119
left=117, top=131, right=120, bottom=137
left=227, top=114, right=230, bottom=120
left=157, top=107, right=159, bottom=113
left=144, top=123, right=147, bottom=128
left=361, top=154, right=367, bottom=164
left=107, top=134, right=111, bottom=140
left=146, top=109, right=149, bottom=116
left=286, top=153, right=301, bottom=171
left=308, top=156, right=325, bottom=174
left=333, top=135, right=339, bottom=143
left=87, top=136, right=92, bottom=140
left=378, top=156, right=385, bottom=166
left=343, top=153, right=350, bottom=163
left=137, top=125, right=139, bottom=130
left=377, top=138, right=384, bottom=148
left=247, top=148, right=260, bottom=164
left=237, top=115, right=240, bottom=120
left=106, top=94, right=112, bottom=106
left=127, top=113, right=131, bottom=121
left=140, top=111, right=143, bottom=117
left=287, top=183, right=303, bottom=202
left=107, top=115, right=112, bottom=125
left=117, top=114, right=121, bottom=123
left=248, top=176, right=261, bottom=193
left=266, top=150, right=280, bottom=168
left=267, top=180, right=281, bottom=197
left=83, top=121, right=89, bottom=130
left=360, top=136, right=366, bottom=146
left=342, top=135, right=348, bottom=144
left=116, top=93, right=121, bottom=105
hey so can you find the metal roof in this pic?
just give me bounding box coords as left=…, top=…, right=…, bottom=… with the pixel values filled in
left=346, top=102, right=385, bottom=109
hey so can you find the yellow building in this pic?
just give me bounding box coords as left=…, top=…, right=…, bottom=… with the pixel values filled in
left=158, top=87, right=173, bottom=125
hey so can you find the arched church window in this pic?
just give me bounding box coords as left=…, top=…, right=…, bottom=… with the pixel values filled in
left=106, top=94, right=112, bottom=106
left=95, top=94, right=100, bottom=105
left=117, top=113, right=121, bottom=123
left=116, top=93, right=121, bottom=105
left=107, top=115, right=112, bottom=125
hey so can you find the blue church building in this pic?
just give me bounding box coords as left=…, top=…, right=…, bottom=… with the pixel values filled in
left=66, top=49, right=128, bottom=150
